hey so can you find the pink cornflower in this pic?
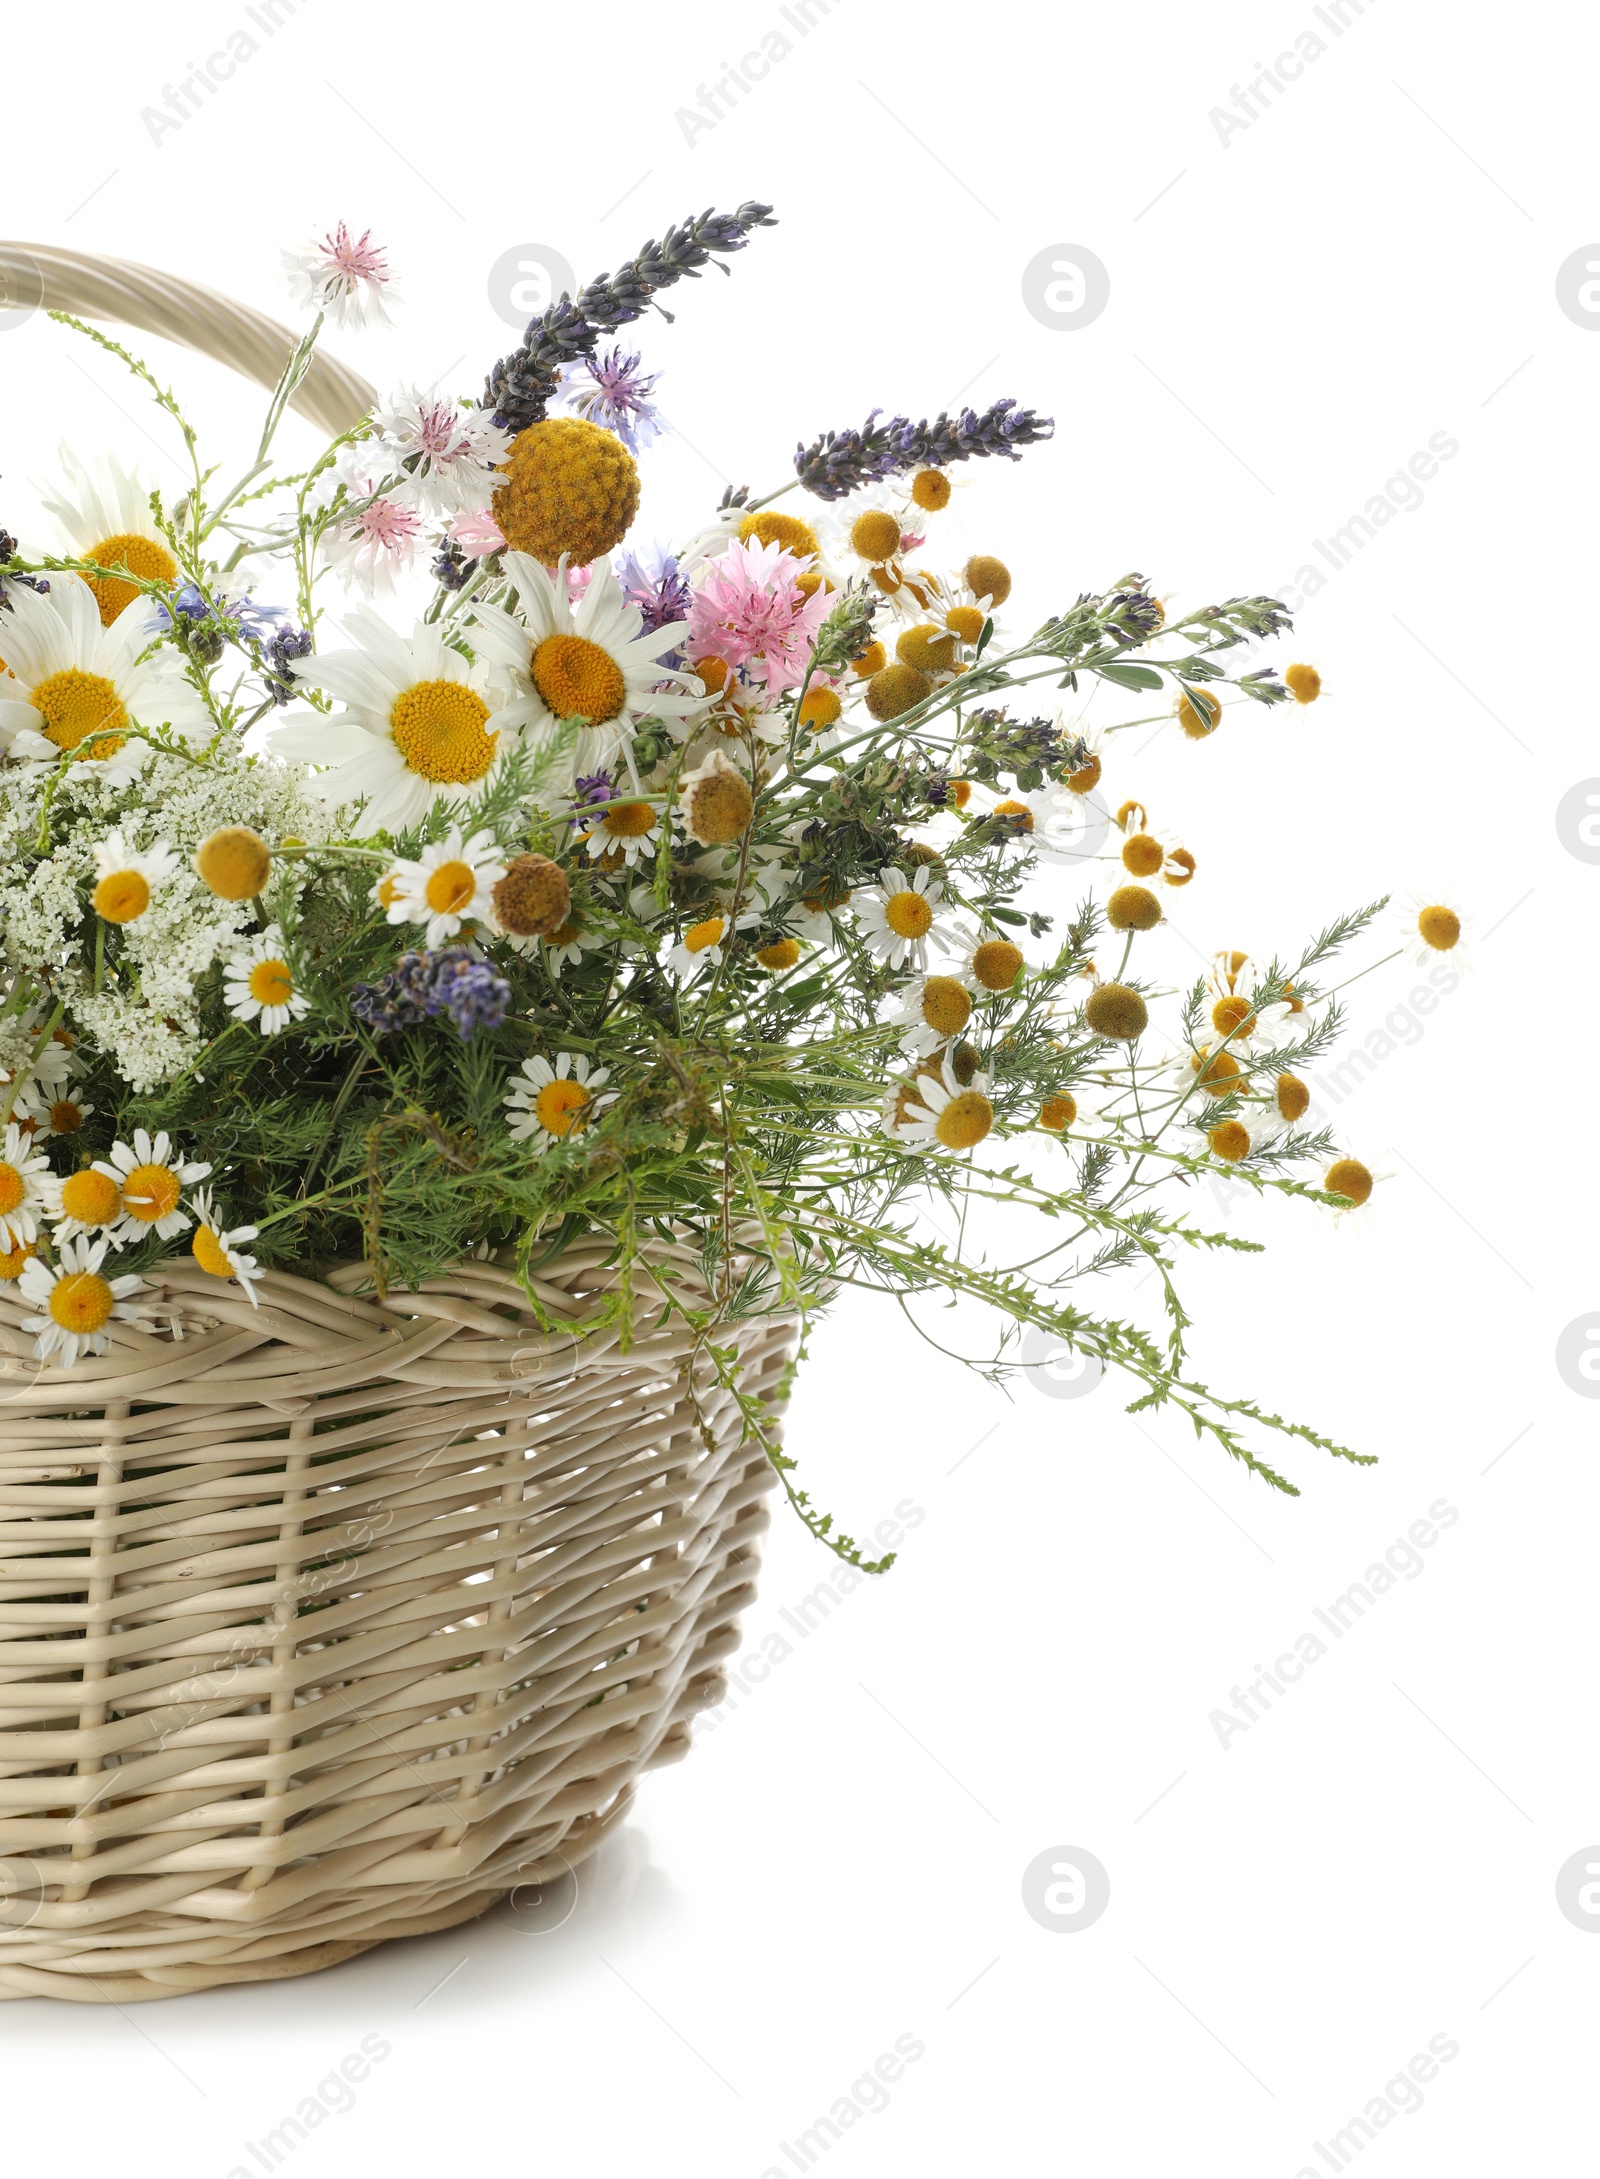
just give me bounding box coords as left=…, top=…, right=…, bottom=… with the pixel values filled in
left=449, top=507, right=507, bottom=559
left=685, top=538, right=832, bottom=696
left=321, top=458, right=423, bottom=594
left=282, top=222, right=398, bottom=331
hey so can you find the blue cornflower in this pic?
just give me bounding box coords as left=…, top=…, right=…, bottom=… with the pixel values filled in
left=557, top=347, right=664, bottom=454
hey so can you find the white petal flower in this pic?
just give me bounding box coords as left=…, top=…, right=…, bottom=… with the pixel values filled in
left=893, top=1052, right=995, bottom=1153
left=855, top=864, right=947, bottom=972
left=663, top=908, right=758, bottom=980
left=0, top=572, right=210, bottom=778
left=92, top=1129, right=211, bottom=1244
left=224, top=926, right=309, bottom=1037
left=188, top=1186, right=264, bottom=1305
left=377, top=829, right=505, bottom=947
left=370, top=388, right=512, bottom=517
left=282, top=222, right=397, bottom=331
left=0, top=1122, right=51, bottom=1251
left=18, top=1235, right=145, bottom=1369
left=504, top=1053, right=617, bottom=1148
left=90, top=829, right=181, bottom=925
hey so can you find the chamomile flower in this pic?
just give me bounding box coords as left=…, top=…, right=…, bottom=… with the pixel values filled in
left=664, top=908, right=757, bottom=979
left=90, top=829, right=181, bottom=925
left=1322, top=1156, right=1382, bottom=1223
left=43, top=1163, right=124, bottom=1244
left=1203, top=952, right=1296, bottom=1047
left=379, top=829, right=505, bottom=946
left=188, top=1187, right=264, bottom=1304
left=1196, top=1109, right=1268, bottom=1164
left=540, top=908, right=608, bottom=975
left=1397, top=894, right=1471, bottom=970
left=18, top=1236, right=146, bottom=1369
left=886, top=971, right=975, bottom=1057
left=93, top=1130, right=211, bottom=1244
left=38, top=1092, right=94, bottom=1143
left=271, top=611, right=522, bottom=835
left=856, top=865, right=947, bottom=972
left=0, top=1122, right=50, bottom=1252
left=224, top=928, right=309, bottom=1036
left=36, top=448, right=179, bottom=625
left=580, top=797, right=662, bottom=869
left=467, top=553, right=703, bottom=788
left=894, top=1052, right=996, bottom=1153
left=0, top=572, right=209, bottom=779
left=504, top=1053, right=617, bottom=1148
left=951, top=924, right=1028, bottom=995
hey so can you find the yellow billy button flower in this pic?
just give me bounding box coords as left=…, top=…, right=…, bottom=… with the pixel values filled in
left=505, top=1054, right=616, bottom=1150
left=195, top=826, right=272, bottom=901
left=90, top=831, right=180, bottom=924
left=492, top=415, right=640, bottom=566
left=17, top=1236, right=145, bottom=1368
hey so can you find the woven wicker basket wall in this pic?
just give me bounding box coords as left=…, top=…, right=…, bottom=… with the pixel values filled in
left=0, top=1240, right=794, bottom=2002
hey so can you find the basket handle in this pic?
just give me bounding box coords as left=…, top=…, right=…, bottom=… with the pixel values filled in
left=0, top=241, right=377, bottom=438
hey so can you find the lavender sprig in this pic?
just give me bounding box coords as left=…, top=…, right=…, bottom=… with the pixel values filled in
left=793, top=397, right=1056, bottom=501
left=484, top=202, right=777, bottom=432
left=350, top=947, right=510, bottom=1040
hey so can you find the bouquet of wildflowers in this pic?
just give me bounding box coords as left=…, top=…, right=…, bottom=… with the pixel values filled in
left=0, top=205, right=1465, bottom=1563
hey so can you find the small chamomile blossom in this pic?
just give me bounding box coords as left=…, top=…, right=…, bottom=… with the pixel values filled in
left=18, top=1236, right=146, bottom=1368
left=224, top=928, right=310, bottom=1036
left=580, top=798, right=661, bottom=869
left=90, top=829, right=181, bottom=925
left=886, top=972, right=975, bottom=1058
left=665, top=908, right=758, bottom=979
left=1196, top=1109, right=1269, bottom=1164
left=188, top=1187, right=264, bottom=1304
left=44, top=1162, right=124, bottom=1243
left=856, top=865, right=947, bottom=972
left=379, top=830, right=505, bottom=947
left=539, top=910, right=609, bottom=976
left=1323, top=1156, right=1384, bottom=1224
left=505, top=1054, right=617, bottom=1148
left=1398, top=894, right=1471, bottom=970
left=0, top=1122, right=51, bottom=1251
left=93, top=1130, right=211, bottom=1244
left=893, top=1053, right=996, bottom=1153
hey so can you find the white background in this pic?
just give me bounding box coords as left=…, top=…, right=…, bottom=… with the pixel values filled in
left=1, top=3, right=1594, bottom=2173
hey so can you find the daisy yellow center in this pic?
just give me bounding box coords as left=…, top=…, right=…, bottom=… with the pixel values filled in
left=992, top=799, right=1034, bottom=830
left=1325, top=1157, right=1373, bottom=1207
left=920, top=977, right=971, bottom=1037
left=195, top=826, right=271, bottom=901
left=389, top=680, right=496, bottom=784
left=248, top=959, right=294, bottom=1008
left=29, top=669, right=128, bottom=755
left=60, top=1170, right=121, bottom=1225
left=685, top=916, right=727, bottom=955
left=972, top=939, right=1023, bottom=992
left=122, top=1161, right=181, bottom=1224
left=0, top=1241, right=35, bottom=1280
left=1276, top=1073, right=1310, bottom=1122
left=1211, top=995, right=1255, bottom=1038
left=934, top=1090, right=993, bottom=1151
left=530, top=634, right=627, bottom=724
left=885, top=889, right=933, bottom=939
left=424, top=861, right=478, bottom=914
left=1192, top=1049, right=1245, bottom=1094
left=1210, top=1120, right=1252, bottom=1161
left=600, top=801, right=657, bottom=838
left=83, top=532, right=178, bottom=624
left=946, top=606, right=986, bottom=642
left=534, top=1080, right=590, bottom=1136
left=192, top=1225, right=234, bottom=1278
left=757, top=938, right=800, bottom=971
left=1417, top=905, right=1460, bottom=951
left=49, top=1099, right=86, bottom=1135
left=50, top=1270, right=114, bottom=1334
left=92, top=870, right=150, bottom=924
left=0, top=1163, right=23, bottom=1215
left=1122, top=834, right=1164, bottom=877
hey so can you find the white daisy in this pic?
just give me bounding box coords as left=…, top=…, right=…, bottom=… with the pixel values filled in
left=378, top=829, right=505, bottom=947
left=0, top=1122, right=50, bottom=1252
left=369, top=387, right=512, bottom=517
left=0, top=573, right=210, bottom=778
left=34, top=447, right=178, bottom=624
left=663, top=908, right=758, bottom=980
left=540, top=908, right=607, bottom=976
left=41, top=1160, right=125, bottom=1244
left=224, top=926, right=309, bottom=1036
left=90, top=828, right=181, bottom=926
left=467, top=553, right=705, bottom=788
left=188, top=1187, right=265, bottom=1305
left=885, top=970, right=977, bottom=1058
left=270, top=611, right=519, bottom=837
left=282, top=221, right=397, bottom=331
left=579, top=796, right=662, bottom=869
left=93, top=1130, right=211, bottom=1244
left=1195, top=1108, right=1269, bottom=1165
left=894, top=1053, right=996, bottom=1153
left=1322, top=1156, right=1383, bottom=1224
left=1396, top=893, right=1472, bottom=972
left=504, top=1053, right=617, bottom=1149
left=18, top=1236, right=146, bottom=1369
left=855, top=865, right=947, bottom=972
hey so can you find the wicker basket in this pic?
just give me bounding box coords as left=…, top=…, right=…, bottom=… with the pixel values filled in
left=0, top=247, right=796, bottom=2001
